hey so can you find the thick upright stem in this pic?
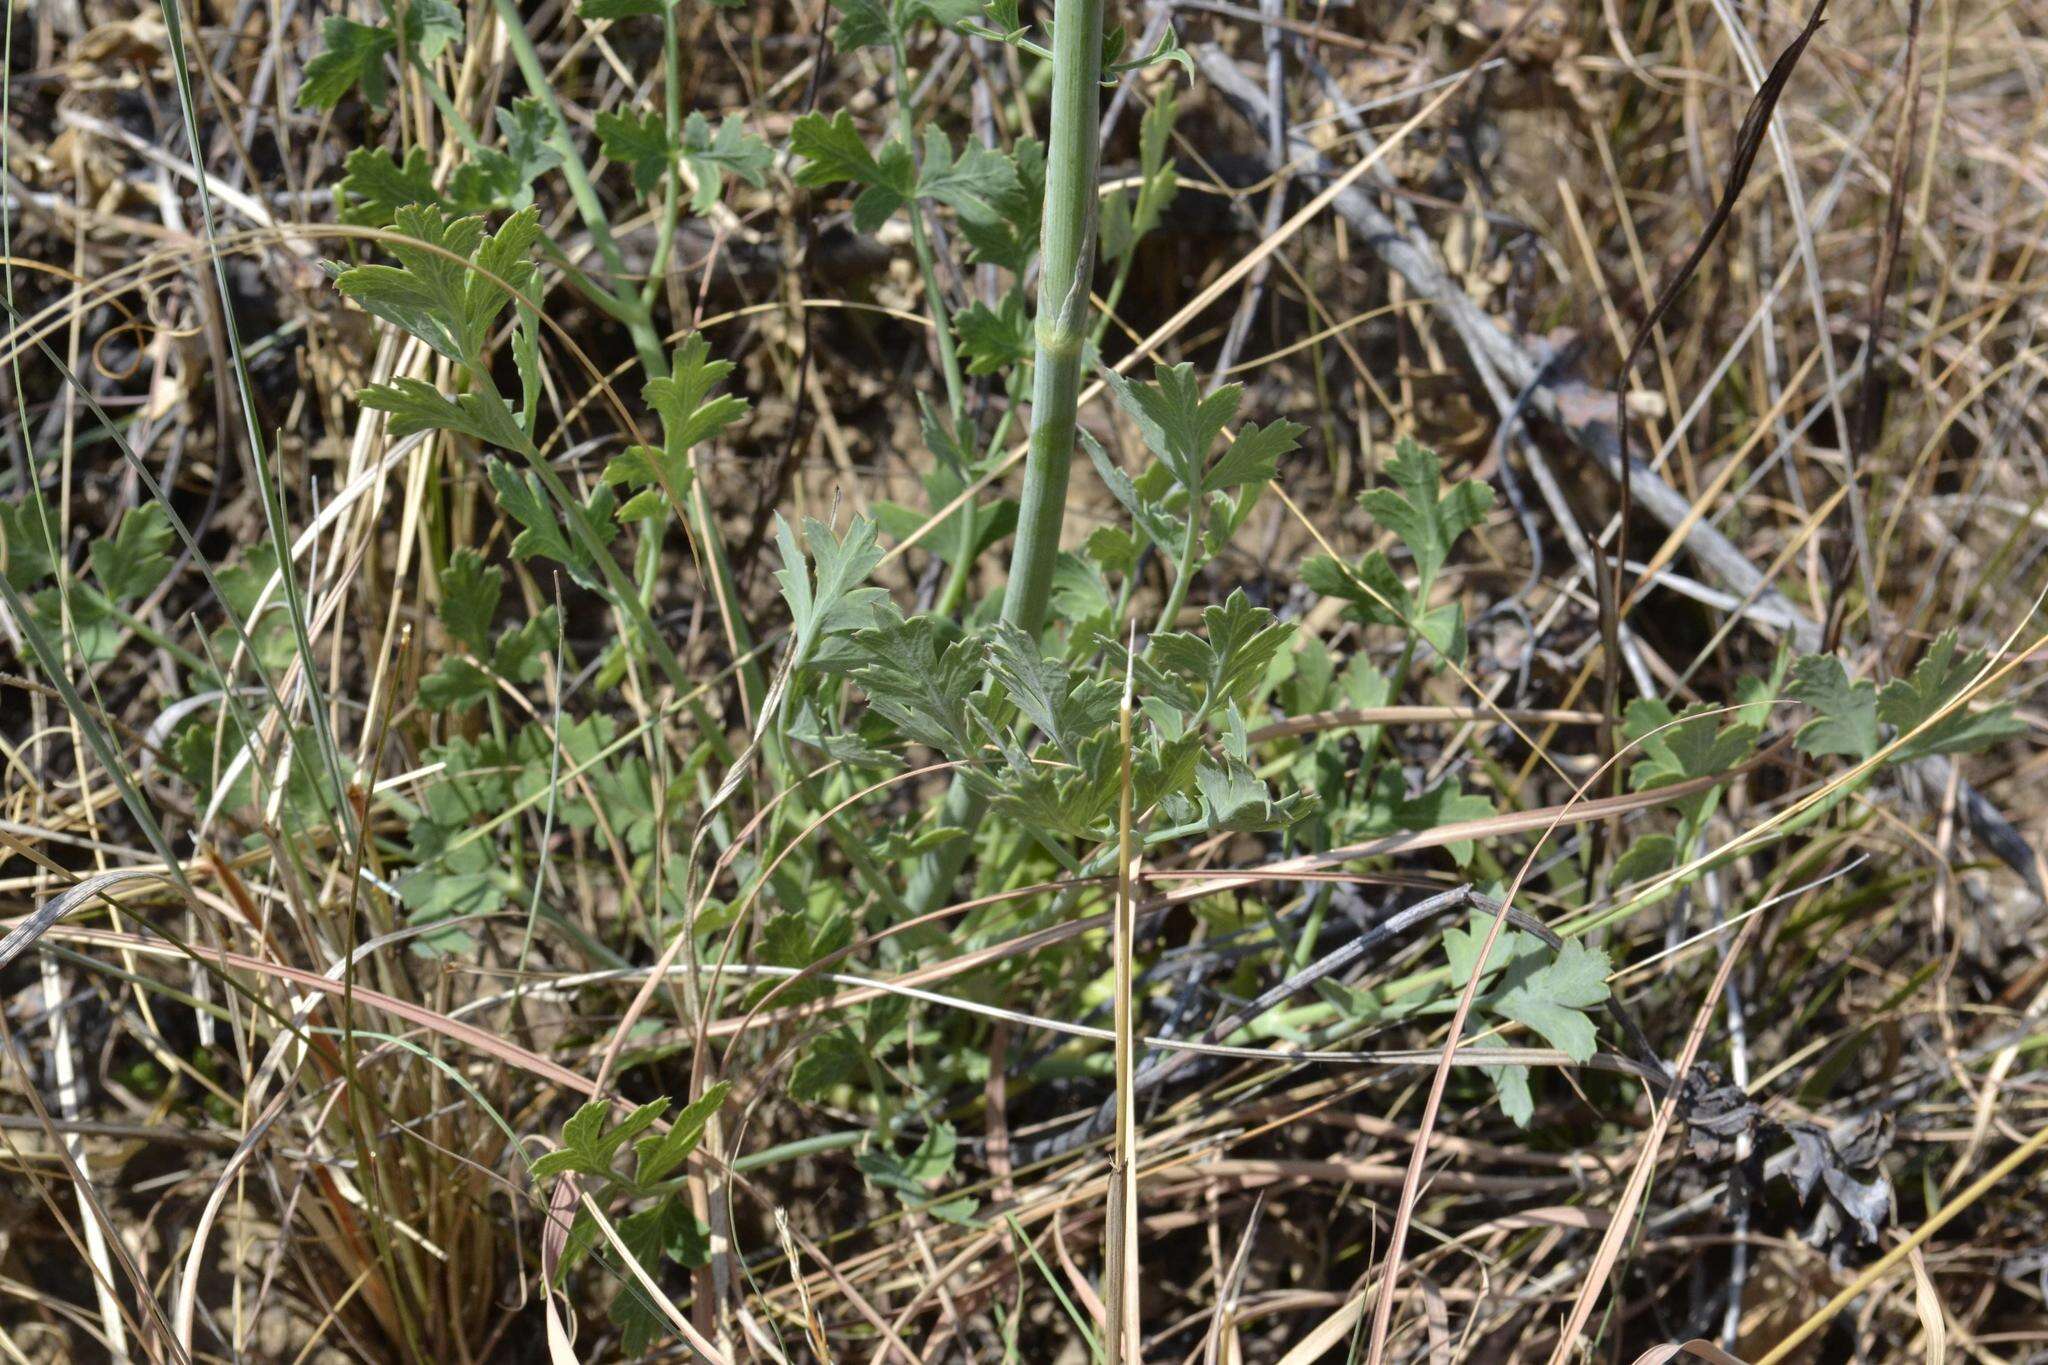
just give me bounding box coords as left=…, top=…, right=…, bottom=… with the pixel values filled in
left=904, top=0, right=1104, bottom=915
left=1000, top=0, right=1104, bottom=636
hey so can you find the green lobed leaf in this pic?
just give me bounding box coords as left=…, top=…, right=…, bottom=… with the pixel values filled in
left=298, top=17, right=396, bottom=110
left=858, top=1122, right=959, bottom=1201
left=1082, top=431, right=1183, bottom=553
left=752, top=909, right=855, bottom=1007
left=1101, top=362, right=1241, bottom=493
left=438, top=548, right=502, bottom=653
left=1195, top=757, right=1307, bottom=833
left=790, top=111, right=901, bottom=197
left=1875, top=630, right=2025, bottom=761
left=773, top=515, right=887, bottom=669
left=532, top=1096, right=669, bottom=1180
left=1352, top=771, right=1492, bottom=865
left=915, top=127, right=1022, bottom=221
left=337, top=146, right=446, bottom=226
left=827, top=0, right=894, bottom=46
left=1624, top=698, right=1759, bottom=829
left=398, top=0, right=464, bottom=60
left=790, top=1029, right=864, bottom=1101
left=1491, top=939, right=1610, bottom=1063
left=985, top=623, right=1121, bottom=761
left=1358, top=437, right=1493, bottom=596
left=607, top=1198, right=709, bottom=1354
left=1140, top=590, right=1294, bottom=716
left=1203, top=418, right=1303, bottom=493
left=646, top=334, right=750, bottom=455
left=954, top=291, right=1032, bottom=376
left=89, top=504, right=174, bottom=603
left=595, top=109, right=674, bottom=196
left=632, top=1081, right=732, bottom=1186
left=0, top=491, right=59, bottom=590
left=335, top=204, right=542, bottom=369
left=849, top=609, right=985, bottom=755
left=484, top=458, right=617, bottom=589
left=680, top=112, right=772, bottom=213
left=958, top=137, right=1044, bottom=272
left=360, top=377, right=530, bottom=451
left=1788, top=655, right=1878, bottom=760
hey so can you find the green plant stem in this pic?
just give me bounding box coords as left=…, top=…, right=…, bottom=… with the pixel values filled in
left=932, top=402, right=1020, bottom=620
left=890, top=33, right=969, bottom=421
left=491, top=0, right=766, bottom=719
left=640, top=5, right=686, bottom=309
left=999, top=0, right=1103, bottom=634
left=903, top=0, right=1105, bottom=917
left=493, top=0, right=636, bottom=309
left=1153, top=496, right=1203, bottom=634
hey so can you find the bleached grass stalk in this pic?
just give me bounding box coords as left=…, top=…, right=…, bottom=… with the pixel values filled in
left=1105, top=637, right=1141, bottom=1364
